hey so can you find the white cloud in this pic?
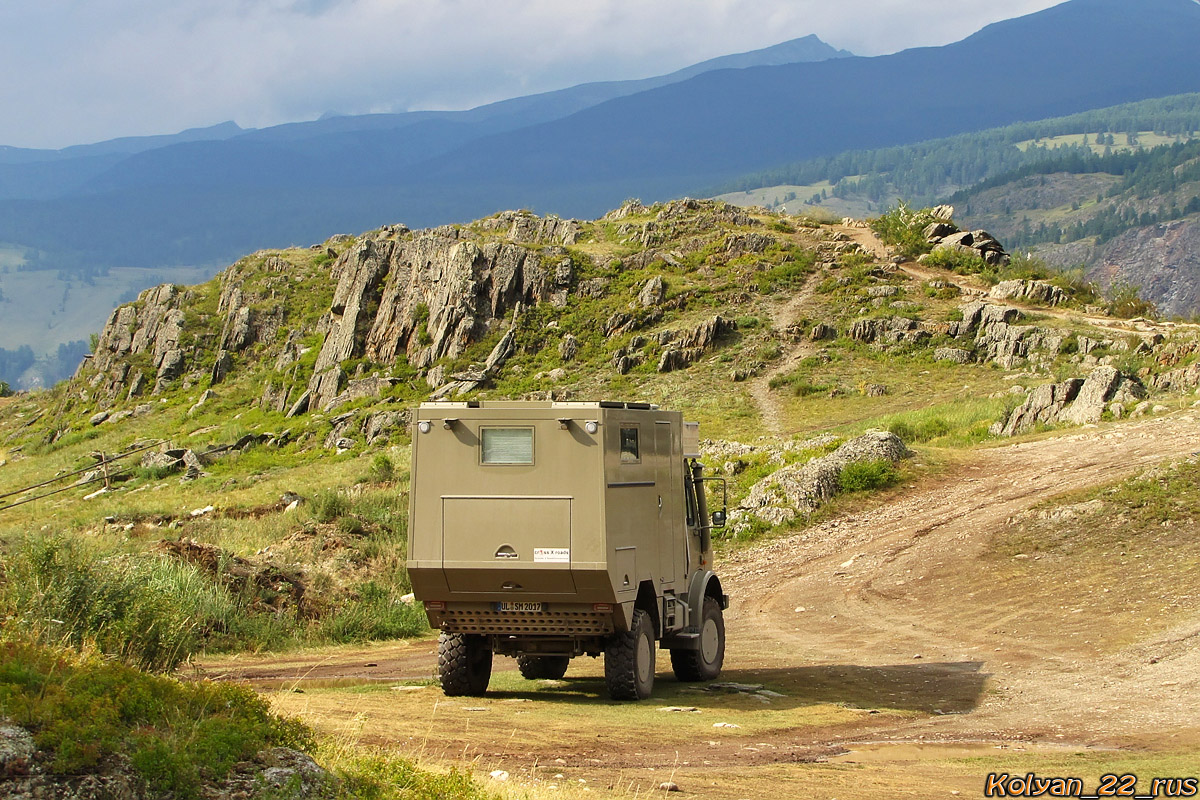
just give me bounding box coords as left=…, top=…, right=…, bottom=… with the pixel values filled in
left=0, top=0, right=1063, bottom=149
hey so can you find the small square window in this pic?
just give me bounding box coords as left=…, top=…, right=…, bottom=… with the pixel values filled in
left=620, top=426, right=640, bottom=463
left=481, top=428, right=534, bottom=464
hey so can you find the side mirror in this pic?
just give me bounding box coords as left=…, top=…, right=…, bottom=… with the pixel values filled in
left=711, top=509, right=727, bottom=528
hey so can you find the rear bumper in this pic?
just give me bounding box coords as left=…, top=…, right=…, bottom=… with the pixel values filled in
left=425, top=602, right=616, bottom=636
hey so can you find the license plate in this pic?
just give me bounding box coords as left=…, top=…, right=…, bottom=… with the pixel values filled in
left=496, top=601, right=543, bottom=612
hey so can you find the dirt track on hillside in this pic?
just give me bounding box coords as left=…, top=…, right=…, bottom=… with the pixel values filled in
left=724, top=412, right=1200, bottom=744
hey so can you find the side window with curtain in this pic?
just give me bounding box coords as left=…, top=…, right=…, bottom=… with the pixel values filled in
left=620, top=426, right=640, bottom=464
left=480, top=428, right=534, bottom=464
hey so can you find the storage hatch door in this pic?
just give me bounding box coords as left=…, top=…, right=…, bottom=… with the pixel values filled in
left=442, top=496, right=576, bottom=593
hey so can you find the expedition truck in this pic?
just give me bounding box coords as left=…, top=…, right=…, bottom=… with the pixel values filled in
left=406, top=400, right=729, bottom=700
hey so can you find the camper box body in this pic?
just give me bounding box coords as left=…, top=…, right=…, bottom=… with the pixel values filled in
left=407, top=400, right=721, bottom=657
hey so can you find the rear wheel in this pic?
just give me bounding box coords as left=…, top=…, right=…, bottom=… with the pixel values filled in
left=670, top=597, right=725, bottom=682
left=438, top=632, right=492, bottom=696
left=605, top=609, right=655, bottom=700
left=516, top=655, right=570, bottom=680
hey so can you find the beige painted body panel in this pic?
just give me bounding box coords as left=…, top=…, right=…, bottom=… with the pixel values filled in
left=407, top=401, right=699, bottom=636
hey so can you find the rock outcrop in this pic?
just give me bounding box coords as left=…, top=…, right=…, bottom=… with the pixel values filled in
left=305, top=226, right=569, bottom=410
left=88, top=284, right=191, bottom=403
left=735, top=431, right=911, bottom=527
left=989, top=279, right=1067, bottom=307
left=476, top=210, right=582, bottom=246
left=656, top=316, right=736, bottom=373
left=922, top=220, right=1011, bottom=267
left=990, top=365, right=1147, bottom=436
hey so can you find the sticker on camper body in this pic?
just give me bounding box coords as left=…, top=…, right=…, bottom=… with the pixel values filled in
left=533, top=548, right=570, bottom=563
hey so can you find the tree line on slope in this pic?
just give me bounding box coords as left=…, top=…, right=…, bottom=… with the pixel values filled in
left=711, top=93, right=1200, bottom=206
left=959, top=138, right=1200, bottom=249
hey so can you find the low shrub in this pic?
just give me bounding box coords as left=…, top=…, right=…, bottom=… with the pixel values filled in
left=0, top=640, right=314, bottom=796
left=838, top=460, right=898, bottom=493
left=768, top=371, right=835, bottom=397
left=887, top=417, right=951, bottom=443
left=367, top=454, right=395, bottom=483
left=311, top=489, right=350, bottom=523
left=870, top=203, right=941, bottom=259
left=1106, top=282, right=1158, bottom=319
left=922, top=247, right=990, bottom=276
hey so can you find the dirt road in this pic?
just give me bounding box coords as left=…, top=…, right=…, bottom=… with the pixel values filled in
left=201, top=412, right=1200, bottom=797
left=725, top=413, right=1200, bottom=742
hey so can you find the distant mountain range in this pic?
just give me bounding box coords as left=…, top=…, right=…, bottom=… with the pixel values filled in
left=0, top=35, right=849, bottom=200
left=0, top=32, right=852, bottom=386
left=4, top=0, right=1200, bottom=382
left=5, top=0, right=1200, bottom=273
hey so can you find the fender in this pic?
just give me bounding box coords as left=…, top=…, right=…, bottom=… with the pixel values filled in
left=686, top=570, right=729, bottom=623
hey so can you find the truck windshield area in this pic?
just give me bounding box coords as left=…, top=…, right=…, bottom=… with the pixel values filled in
left=480, top=427, right=534, bottom=464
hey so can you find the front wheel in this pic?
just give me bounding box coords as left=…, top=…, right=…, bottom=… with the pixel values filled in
left=605, top=609, right=655, bottom=700
left=438, top=632, right=492, bottom=696
left=516, top=655, right=570, bottom=680
left=670, top=596, right=725, bottom=682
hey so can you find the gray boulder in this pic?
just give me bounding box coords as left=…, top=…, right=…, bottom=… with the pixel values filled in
left=991, top=366, right=1143, bottom=435
left=638, top=275, right=667, bottom=307
left=1060, top=365, right=1123, bottom=425
left=810, top=323, right=837, bottom=341
left=559, top=333, right=579, bottom=362
left=991, top=379, right=1083, bottom=437
left=922, top=221, right=958, bottom=242
left=989, top=279, right=1067, bottom=307
left=736, top=431, right=911, bottom=524
left=934, top=347, right=973, bottom=364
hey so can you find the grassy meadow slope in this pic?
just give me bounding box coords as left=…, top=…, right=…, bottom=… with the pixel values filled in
left=3, top=201, right=1200, bottom=796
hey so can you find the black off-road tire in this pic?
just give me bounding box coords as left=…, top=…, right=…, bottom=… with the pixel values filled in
left=670, top=596, right=725, bottom=682
left=438, top=632, right=493, bottom=696
left=605, top=609, right=655, bottom=700
left=516, top=655, right=570, bottom=680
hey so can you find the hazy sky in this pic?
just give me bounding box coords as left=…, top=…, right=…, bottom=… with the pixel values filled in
left=2, top=0, right=1064, bottom=150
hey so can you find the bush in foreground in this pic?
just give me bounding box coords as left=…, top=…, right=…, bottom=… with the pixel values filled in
left=0, top=641, right=313, bottom=797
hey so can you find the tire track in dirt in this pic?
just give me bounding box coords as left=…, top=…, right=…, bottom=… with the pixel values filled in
left=723, top=412, right=1200, bottom=745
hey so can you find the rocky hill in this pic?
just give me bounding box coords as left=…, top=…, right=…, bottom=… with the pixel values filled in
left=44, top=199, right=1200, bottom=456
left=7, top=199, right=1200, bottom=626
left=8, top=199, right=1200, bottom=797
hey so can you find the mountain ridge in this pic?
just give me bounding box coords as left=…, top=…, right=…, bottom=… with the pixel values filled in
left=5, top=0, right=1200, bottom=380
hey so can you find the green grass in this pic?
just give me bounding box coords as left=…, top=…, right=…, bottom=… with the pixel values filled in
left=0, top=534, right=232, bottom=671
left=874, top=397, right=1016, bottom=447
left=0, top=477, right=428, bottom=666
left=0, top=640, right=314, bottom=797
left=319, top=747, right=500, bottom=800
left=838, top=460, right=898, bottom=492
